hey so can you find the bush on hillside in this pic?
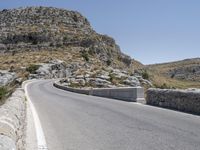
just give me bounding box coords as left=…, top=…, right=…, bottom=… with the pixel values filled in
left=26, top=64, right=40, bottom=74
left=81, top=51, right=89, bottom=62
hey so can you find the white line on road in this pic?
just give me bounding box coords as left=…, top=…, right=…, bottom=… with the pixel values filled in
left=25, top=82, right=48, bottom=150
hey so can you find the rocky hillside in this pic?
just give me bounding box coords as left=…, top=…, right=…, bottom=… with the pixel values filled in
left=0, top=7, right=131, bottom=67
left=145, top=58, right=200, bottom=89
left=0, top=6, right=153, bottom=94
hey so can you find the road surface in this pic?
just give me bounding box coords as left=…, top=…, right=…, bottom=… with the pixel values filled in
left=26, top=80, right=200, bottom=150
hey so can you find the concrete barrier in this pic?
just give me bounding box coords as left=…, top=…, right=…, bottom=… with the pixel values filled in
left=146, top=88, right=200, bottom=115
left=53, top=82, right=90, bottom=95
left=53, top=81, right=145, bottom=102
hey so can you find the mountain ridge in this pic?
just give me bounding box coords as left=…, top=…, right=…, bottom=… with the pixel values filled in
left=147, top=57, right=200, bottom=66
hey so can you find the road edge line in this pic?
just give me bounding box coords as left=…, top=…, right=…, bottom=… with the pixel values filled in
left=24, top=82, right=48, bottom=150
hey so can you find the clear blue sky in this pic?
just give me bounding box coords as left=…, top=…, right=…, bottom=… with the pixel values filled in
left=1, top=0, right=200, bottom=64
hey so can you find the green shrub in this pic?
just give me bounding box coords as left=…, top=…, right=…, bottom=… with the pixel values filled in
left=142, top=70, right=149, bottom=80
left=0, top=87, right=8, bottom=101
left=88, top=48, right=95, bottom=56
left=26, top=64, right=40, bottom=74
left=106, top=59, right=112, bottom=66
left=155, top=83, right=175, bottom=89
left=160, top=83, right=169, bottom=89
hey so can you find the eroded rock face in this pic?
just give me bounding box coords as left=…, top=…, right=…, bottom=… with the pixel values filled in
left=0, top=70, right=16, bottom=86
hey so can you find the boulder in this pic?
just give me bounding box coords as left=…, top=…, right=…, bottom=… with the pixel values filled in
left=96, top=75, right=110, bottom=80
left=75, top=79, right=86, bottom=86
left=86, top=78, right=111, bottom=88
left=140, top=79, right=153, bottom=87
left=111, top=69, right=128, bottom=78
left=76, top=75, right=84, bottom=79
left=123, top=76, right=140, bottom=87
left=34, top=59, right=67, bottom=79
left=0, top=70, right=16, bottom=86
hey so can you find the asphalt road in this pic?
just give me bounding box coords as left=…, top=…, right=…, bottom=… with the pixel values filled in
left=27, top=80, right=200, bottom=150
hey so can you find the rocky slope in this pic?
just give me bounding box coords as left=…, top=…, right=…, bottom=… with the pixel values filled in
left=0, top=7, right=131, bottom=66
left=28, top=59, right=152, bottom=88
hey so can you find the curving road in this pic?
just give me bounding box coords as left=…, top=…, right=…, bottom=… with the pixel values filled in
left=27, top=80, right=200, bottom=150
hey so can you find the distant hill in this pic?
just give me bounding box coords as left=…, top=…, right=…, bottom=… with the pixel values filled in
left=145, top=58, right=200, bottom=89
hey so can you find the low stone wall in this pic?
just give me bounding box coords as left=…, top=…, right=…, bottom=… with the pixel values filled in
left=0, top=88, right=26, bottom=150
left=53, top=81, right=145, bottom=102
left=146, top=88, right=200, bottom=115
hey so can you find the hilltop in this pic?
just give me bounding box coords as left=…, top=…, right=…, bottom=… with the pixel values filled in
left=0, top=6, right=132, bottom=68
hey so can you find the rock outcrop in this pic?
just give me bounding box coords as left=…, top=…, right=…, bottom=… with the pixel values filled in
left=26, top=59, right=151, bottom=88
left=29, top=59, right=67, bottom=79
left=46, top=59, right=152, bottom=88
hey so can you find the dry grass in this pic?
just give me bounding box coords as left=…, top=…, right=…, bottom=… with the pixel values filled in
left=0, top=48, right=79, bottom=70
left=148, top=69, right=200, bottom=89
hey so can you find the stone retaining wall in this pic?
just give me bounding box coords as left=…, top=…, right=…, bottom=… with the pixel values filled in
left=146, top=88, right=200, bottom=115
left=0, top=89, right=26, bottom=150
left=54, top=81, right=145, bottom=102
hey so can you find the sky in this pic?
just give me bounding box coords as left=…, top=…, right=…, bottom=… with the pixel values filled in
left=0, top=0, right=200, bottom=64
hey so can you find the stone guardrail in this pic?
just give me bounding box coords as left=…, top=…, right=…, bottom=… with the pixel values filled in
left=53, top=81, right=145, bottom=102
left=146, top=88, right=200, bottom=115
left=0, top=88, right=26, bottom=150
